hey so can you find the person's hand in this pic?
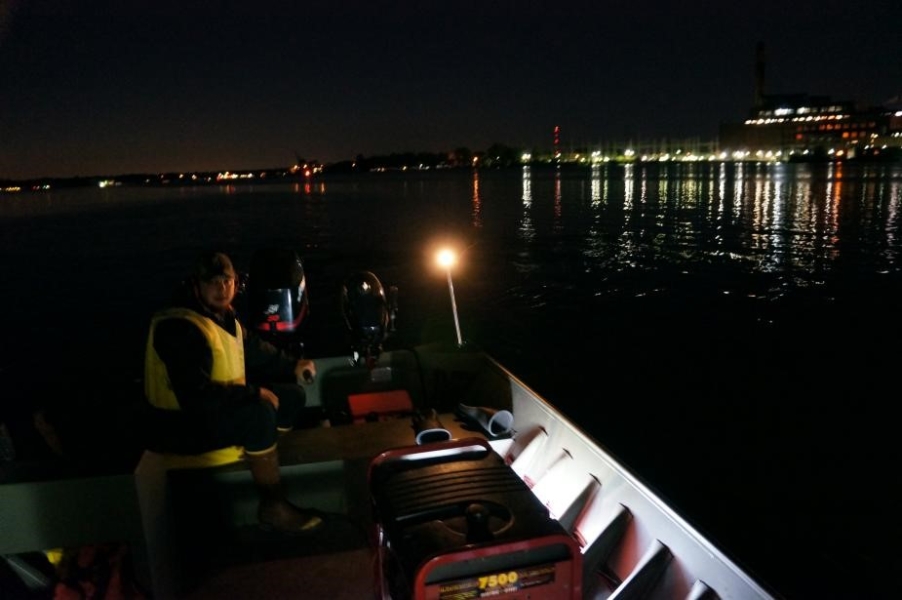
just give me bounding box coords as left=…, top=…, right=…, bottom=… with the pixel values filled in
left=259, top=387, right=279, bottom=410
left=295, top=359, right=316, bottom=384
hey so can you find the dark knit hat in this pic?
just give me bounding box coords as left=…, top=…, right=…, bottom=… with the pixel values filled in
left=194, top=251, right=236, bottom=281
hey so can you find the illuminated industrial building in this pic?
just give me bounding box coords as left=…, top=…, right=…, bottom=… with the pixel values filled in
left=718, top=43, right=902, bottom=160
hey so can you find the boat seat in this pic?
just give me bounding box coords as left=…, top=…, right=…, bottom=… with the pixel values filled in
left=133, top=446, right=245, bottom=598
left=0, top=467, right=142, bottom=561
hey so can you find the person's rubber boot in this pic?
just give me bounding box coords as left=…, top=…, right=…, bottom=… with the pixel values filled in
left=246, top=445, right=323, bottom=534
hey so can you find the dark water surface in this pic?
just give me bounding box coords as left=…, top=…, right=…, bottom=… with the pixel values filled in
left=2, top=163, right=901, bottom=598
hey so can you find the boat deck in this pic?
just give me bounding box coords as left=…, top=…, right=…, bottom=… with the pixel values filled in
left=150, top=412, right=486, bottom=599
left=3, top=348, right=780, bottom=599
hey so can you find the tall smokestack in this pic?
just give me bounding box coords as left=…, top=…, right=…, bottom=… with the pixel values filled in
left=754, top=41, right=766, bottom=108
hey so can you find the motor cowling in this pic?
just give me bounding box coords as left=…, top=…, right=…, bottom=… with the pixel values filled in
left=246, top=248, right=309, bottom=353
left=341, top=271, right=396, bottom=366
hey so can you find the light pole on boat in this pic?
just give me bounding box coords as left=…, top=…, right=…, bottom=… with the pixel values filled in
left=437, top=248, right=463, bottom=347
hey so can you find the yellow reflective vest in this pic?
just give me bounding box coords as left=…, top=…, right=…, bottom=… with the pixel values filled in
left=144, top=307, right=246, bottom=411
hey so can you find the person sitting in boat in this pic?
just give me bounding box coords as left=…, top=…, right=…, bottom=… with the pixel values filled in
left=143, top=250, right=322, bottom=534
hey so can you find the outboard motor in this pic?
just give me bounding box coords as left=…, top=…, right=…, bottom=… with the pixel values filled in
left=341, top=271, right=397, bottom=368
left=246, top=247, right=309, bottom=355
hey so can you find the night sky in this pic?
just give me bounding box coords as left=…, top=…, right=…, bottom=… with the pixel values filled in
left=2, top=0, right=901, bottom=180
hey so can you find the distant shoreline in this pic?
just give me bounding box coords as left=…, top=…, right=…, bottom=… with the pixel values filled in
left=4, top=151, right=902, bottom=193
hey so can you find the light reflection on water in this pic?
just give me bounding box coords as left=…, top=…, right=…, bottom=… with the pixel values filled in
left=2, top=162, right=900, bottom=359
left=7, top=162, right=900, bottom=341
left=474, top=161, right=902, bottom=334
left=1, top=162, right=901, bottom=596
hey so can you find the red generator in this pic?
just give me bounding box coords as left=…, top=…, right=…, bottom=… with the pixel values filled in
left=369, top=438, right=582, bottom=600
